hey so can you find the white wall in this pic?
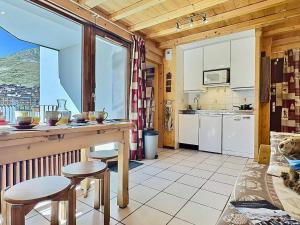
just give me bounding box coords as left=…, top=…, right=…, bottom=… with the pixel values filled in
left=59, top=44, right=82, bottom=112
left=40, top=47, right=80, bottom=114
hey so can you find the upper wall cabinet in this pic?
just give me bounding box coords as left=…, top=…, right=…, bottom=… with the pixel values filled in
left=183, top=47, right=204, bottom=92
left=203, top=41, right=230, bottom=71
left=230, top=37, right=255, bottom=89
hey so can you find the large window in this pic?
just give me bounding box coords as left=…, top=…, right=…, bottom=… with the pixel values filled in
left=95, top=36, right=128, bottom=119
left=0, top=0, right=83, bottom=120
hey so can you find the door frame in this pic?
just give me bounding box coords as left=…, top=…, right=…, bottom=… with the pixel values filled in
left=83, top=25, right=132, bottom=118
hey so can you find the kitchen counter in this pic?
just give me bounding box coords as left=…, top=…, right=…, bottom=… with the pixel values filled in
left=178, top=109, right=254, bottom=115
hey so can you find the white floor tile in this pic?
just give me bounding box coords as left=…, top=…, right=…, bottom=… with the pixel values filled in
left=129, top=172, right=152, bottom=184
left=222, top=162, right=245, bottom=170
left=109, top=197, right=142, bottom=221
left=177, top=160, right=199, bottom=168
left=122, top=205, right=172, bottom=225
left=26, top=214, right=50, bottom=225
left=164, top=182, right=198, bottom=200
left=210, top=173, right=238, bottom=185
left=202, top=180, right=233, bottom=196
left=168, top=218, right=194, bottom=225
left=203, top=159, right=224, bottom=166
left=188, top=168, right=214, bottom=179
left=77, top=210, right=118, bottom=225
left=177, top=175, right=207, bottom=188
left=191, top=189, right=229, bottom=210
left=195, top=163, right=220, bottom=172
left=146, top=192, right=187, bottom=216
left=141, top=176, right=173, bottom=191
left=155, top=170, right=184, bottom=181
left=176, top=202, right=221, bottom=225
left=138, top=166, right=164, bottom=176
left=151, top=161, right=174, bottom=169
left=129, top=185, right=160, bottom=203
left=168, top=165, right=192, bottom=174
left=225, top=156, right=248, bottom=165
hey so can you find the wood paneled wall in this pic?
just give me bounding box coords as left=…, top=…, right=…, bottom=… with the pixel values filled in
left=162, top=47, right=177, bottom=148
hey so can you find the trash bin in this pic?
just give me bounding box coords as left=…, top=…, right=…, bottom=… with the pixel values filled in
left=144, top=129, right=159, bottom=159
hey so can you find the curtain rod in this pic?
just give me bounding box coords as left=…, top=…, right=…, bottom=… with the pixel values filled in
left=69, top=0, right=134, bottom=36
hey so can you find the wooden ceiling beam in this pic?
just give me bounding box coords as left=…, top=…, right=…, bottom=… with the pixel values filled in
left=159, top=7, right=300, bottom=48
left=79, top=0, right=107, bottom=8
left=263, top=23, right=300, bottom=37
left=272, top=36, right=300, bottom=46
left=109, top=0, right=166, bottom=21
left=129, top=0, right=229, bottom=31
left=272, top=42, right=300, bottom=52
left=148, top=0, right=288, bottom=39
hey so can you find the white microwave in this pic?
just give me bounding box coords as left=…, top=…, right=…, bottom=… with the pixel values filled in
left=203, top=69, right=230, bottom=85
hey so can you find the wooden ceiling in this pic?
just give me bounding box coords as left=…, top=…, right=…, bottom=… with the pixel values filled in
left=77, top=0, right=300, bottom=48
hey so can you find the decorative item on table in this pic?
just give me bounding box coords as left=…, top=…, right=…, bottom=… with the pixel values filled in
left=45, top=111, right=61, bottom=126
left=0, top=111, right=8, bottom=125
left=31, top=106, right=40, bottom=125
left=13, top=113, right=35, bottom=129
left=73, top=112, right=89, bottom=123
left=88, top=111, right=97, bottom=121
left=56, top=99, right=71, bottom=125
left=96, top=108, right=108, bottom=124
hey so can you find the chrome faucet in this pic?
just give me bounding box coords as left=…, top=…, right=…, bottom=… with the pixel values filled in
left=194, top=96, right=200, bottom=110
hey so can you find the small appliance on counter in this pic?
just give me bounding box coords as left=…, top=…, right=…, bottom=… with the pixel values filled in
left=233, top=104, right=253, bottom=110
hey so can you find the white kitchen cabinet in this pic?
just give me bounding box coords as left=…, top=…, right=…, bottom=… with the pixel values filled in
left=183, top=47, right=204, bottom=92
left=178, top=114, right=199, bottom=145
left=230, top=37, right=255, bottom=89
left=222, top=114, right=254, bottom=158
left=203, top=41, right=230, bottom=71
left=199, top=114, right=222, bottom=153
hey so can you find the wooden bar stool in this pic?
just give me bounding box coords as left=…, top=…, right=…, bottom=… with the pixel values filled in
left=88, top=150, right=118, bottom=205
left=62, top=161, right=110, bottom=225
left=2, top=176, right=74, bottom=225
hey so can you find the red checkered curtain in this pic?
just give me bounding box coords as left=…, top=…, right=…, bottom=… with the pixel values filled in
left=129, top=36, right=146, bottom=160
left=282, top=49, right=300, bottom=132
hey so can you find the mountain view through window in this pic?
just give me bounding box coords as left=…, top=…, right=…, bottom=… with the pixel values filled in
left=0, top=27, right=40, bottom=108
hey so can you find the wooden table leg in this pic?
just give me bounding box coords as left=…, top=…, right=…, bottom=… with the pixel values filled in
left=80, top=148, right=91, bottom=197
left=94, top=179, right=100, bottom=210
left=0, top=189, right=7, bottom=225
left=104, top=169, right=110, bottom=225
left=117, top=130, right=129, bottom=208
left=51, top=201, right=59, bottom=225
left=67, top=185, right=76, bottom=225
left=10, top=204, right=25, bottom=225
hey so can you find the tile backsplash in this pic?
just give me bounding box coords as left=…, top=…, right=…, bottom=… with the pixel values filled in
left=186, top=86, right=254, bottom=110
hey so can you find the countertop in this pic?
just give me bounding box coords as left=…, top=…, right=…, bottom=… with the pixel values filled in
left=178, top=109, right=254, bottom=115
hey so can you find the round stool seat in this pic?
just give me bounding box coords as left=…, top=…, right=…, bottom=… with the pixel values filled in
left=89, top=150, right=118, bottom=161
left=62, top=161, right=107, bottom=179
left=3, top=176, right=71, bottom=205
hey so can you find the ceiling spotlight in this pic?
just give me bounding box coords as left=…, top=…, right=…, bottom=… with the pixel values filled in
left=189, top=17, right=194, bottom=28
left=0, top=11, right=6, bottom=15
left=176, top=22, right=181, bottom=31
left=202, top=14, right=208, bottom=24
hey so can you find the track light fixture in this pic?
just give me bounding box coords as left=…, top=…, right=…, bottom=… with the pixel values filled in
left=202, top=13, right=208, bottom=24
left=176, top=22, right=181, bottom=31
left=175, top=13, right=208, bottom=30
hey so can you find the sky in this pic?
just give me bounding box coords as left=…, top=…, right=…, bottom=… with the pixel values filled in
left=0, top=27, right=38, bottom=58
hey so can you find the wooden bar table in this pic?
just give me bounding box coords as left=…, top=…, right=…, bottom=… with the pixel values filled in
left=0, top=122, right=133, bottom=208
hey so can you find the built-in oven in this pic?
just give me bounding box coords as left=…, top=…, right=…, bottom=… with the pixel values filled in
left=203, top=69, right=230, bottom=86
